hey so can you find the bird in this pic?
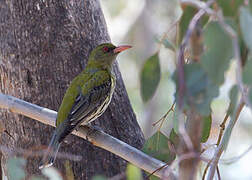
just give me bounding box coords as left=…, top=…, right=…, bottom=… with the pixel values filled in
left=39, top=43, right=131, bottom=169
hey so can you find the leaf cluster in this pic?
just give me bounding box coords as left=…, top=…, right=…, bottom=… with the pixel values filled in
left=140, top=1, right=252, bottom=179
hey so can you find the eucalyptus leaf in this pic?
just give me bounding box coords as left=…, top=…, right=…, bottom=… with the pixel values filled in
left=92, top=176, right=107, bottom=180
left=201, top=115, right=212, bottom=143
left=64, top=161, right=74, bottom=180
left=242, top=54, right=252, bottom=85
left=140, top=53, right=161, bottom=102
left=169, top=128, right=180, bottom=150
left=142, top=131, right=176, bottom=163
left=179, top=6, right=196, bottom=44
left=240, top=7, right=252, bottom=51
left=243, top=54, right=252, bottom=104
left=179, top=6, right=209, bottom=43
left=7, top=158, right=26, bottom=180
left=30, top=177, right=45, bottom=180
left=218, top=0, right=243, bottom=18
left=201, top=22, right=233, bottom=85
left=172, top=63, right=219, bottom=116
left=126, top=164, right=142, bottom=180
left=227, top=85, right=239, bottom=116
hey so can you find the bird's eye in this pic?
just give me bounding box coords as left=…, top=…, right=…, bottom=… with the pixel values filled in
left=102, top=46, right=109, bottom=53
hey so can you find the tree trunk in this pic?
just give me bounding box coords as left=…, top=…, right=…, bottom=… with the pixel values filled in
left=0, top=0, right=144, bottom=179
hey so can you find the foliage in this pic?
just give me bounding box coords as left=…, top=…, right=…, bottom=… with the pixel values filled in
left=201, top=21, right=233, bottom=85
left=140, top=53, right=161, bottom=102
left=7, top=158, right=26, bottom=180
left=6, top=157, right=63, bottom=180
left=142, top=131, right=176, bottom=163
left=126, top=164, right=142, bottom=180
left=140, top=1, right=252, bottom=179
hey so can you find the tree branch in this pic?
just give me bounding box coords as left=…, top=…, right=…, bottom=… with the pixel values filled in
left=176, top=6, right=208, bottom=179
left=206, top=100, right=245, bottom=180
left=0, top=93, right=176, bottom=179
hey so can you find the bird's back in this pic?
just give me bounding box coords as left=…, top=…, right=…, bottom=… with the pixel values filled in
left=56, top=67, right=115, bottom=128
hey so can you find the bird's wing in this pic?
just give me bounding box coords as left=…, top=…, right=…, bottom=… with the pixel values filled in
left=66, top=71, right=112, bottom=127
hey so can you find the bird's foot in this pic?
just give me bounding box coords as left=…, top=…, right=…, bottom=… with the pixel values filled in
left=85, top=124, right=103, bottom=141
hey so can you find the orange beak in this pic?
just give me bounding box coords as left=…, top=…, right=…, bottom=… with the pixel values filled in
left=113, top=45, right=132, bottom=53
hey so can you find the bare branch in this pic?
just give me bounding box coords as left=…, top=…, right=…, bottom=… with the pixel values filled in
left=206, top=100, right=245, bottom=180
left=176, top=7, right=207, bottom=153
left=0, top=93, right=176, bottom=179
left=220, top=143, right=252, bottom=165
left=0, top=145, right=82, bottom=162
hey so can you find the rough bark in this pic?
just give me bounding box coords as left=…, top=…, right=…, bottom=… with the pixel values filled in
left=0, top=0, right=144, bottom=179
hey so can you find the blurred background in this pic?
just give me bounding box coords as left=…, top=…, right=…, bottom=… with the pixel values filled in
left=100, top=0, right=252, bottom=179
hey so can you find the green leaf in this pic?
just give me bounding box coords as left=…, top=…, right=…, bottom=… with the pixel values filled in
left=7, top=158, right=26, bottom=180
left=92, top=176, right=107, bottom=180
left=179, top=6, right=209, bottom=43
left=126, top=164, right=142, bottom=180
left=242, top=54, right=252, bottom=85
left=169, top=128, right=180, bottom=149
left=240, top=7, right=252, bottom=51
left=30, top=177, right=45, bottom=180
left=64, top=161, right=74, bottom=180
left=201, top=115, right=212, bottom=143
left=142, top=131, right=176, bottom=163
left=42, top=167, right=62, bottom=180
left=250, top=0, right=252, bottom=12
left=179, top=6, right=196, bottom=44
left=148, top=175, right=160, bottom=180
left=172, top=63, right=219, bottom=115
left=140, top=53, right=161, bottom=102
left=243, top=54, right=252, bottom=104
left=227, top=85, right=239, bottom=116
left=201, top=21, right=233, bottom=85
left=217, top=0, right=243, bottom=18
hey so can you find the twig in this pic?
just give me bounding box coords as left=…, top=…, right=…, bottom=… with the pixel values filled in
left=152, top=102, right=175, bottom=127
left=206, top=100, right=245, bottom=180
left=175, top=2, right=214, bottom=179
left=147, top=161, right=170, bottom=179
left=0, top=93, right=176, bottom=179
left=157, top=20, right=179, bottom=50
left=217, top=113, right=229, bottom=145
left=220, top=143, right=252, bottom=164
left=177, top=5, right=207, bottom=153
left=0, top=145, right=82, bottom=162
left=216, top=166, right=221, bottom=180
left=202, top=159, right=211, bottom=180
left=164, top=152, right=199, bottom=178
left=203, top=113, right=228, bottom=180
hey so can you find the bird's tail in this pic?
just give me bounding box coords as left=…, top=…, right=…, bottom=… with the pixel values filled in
left=39, top=131, right=61, bottom=169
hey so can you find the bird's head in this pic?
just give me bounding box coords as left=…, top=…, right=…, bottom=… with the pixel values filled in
left=88, top=43, right=131, bottom=68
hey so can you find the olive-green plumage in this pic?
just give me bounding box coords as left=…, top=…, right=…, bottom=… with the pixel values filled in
left=39, top=43, right=131, bottom=168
